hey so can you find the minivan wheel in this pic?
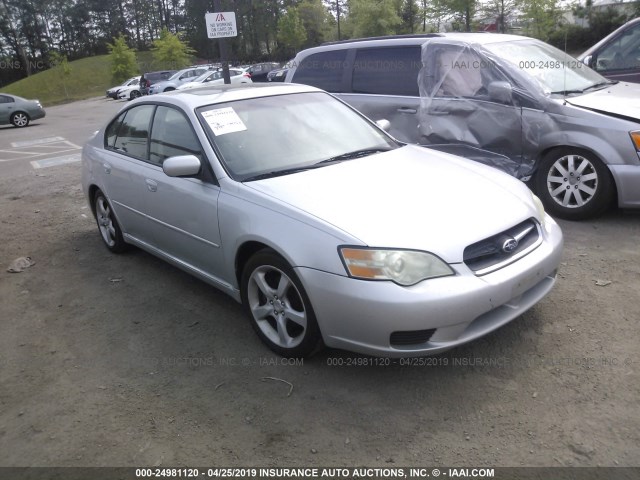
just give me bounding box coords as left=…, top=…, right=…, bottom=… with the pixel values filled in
left=93, top=189, right=127, bottom=253
left=241, top=249, right=322, bottom=358
left=10, top=112, right=29, bottom=127
left=536, top=148, right=614, bottom=220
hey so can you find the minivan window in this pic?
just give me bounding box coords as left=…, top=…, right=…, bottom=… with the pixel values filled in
left=352, top=47, right=422, bottom=96
left=291, top=50, right=347, bottom=92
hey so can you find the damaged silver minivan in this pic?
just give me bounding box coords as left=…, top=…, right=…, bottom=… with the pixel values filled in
left=286, top=33, right=640, bottom=220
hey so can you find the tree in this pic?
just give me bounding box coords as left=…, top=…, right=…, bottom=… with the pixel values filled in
left=443, top=0, right=477, bottom=32
left=520, top=0, right=563, bottom=41
left=298, top=0, right=333, bottom=47
left=277, top=7, right=307, bottom=57
left=347, top=0, right=402, bottom=38
left=152, top=27, right=194, bottom=69
left=481, top=0, right=518, bottom=33
left=107, top=34, right=138, bottom=83
left=399, top=0, right=419, bottom=33
left=49, top=51, right=72, bottom=100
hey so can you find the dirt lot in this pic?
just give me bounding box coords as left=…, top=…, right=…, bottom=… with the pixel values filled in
left=0, top=98, right=639, bottom=469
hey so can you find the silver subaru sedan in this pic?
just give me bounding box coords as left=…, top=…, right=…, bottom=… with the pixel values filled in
left=82, top=83, right=563, bottom=357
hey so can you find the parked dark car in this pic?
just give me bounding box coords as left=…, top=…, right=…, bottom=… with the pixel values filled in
left=267, top=60, right=294, bottom=82
left=579, top=17, right=640, bottom=83
left=245, top=62, right=281, bottom=82
left=139, top=70, right=176, bottom=95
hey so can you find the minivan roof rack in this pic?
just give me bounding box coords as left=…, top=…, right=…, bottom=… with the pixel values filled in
left=322, top=33, right=442, bottom=46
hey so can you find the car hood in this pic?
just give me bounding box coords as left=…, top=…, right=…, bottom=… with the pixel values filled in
left=566, top=82, right=640, bottom=120
left=245, top=145, right=537, bottom=263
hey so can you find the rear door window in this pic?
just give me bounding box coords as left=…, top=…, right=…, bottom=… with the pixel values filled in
left=291, top=50, right=348, bottom=92
left=352, top=47, right=422, bottom=96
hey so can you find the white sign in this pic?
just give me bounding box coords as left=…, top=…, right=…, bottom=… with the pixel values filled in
left=205, top=12, right=237, bottom=39
left=202, top=108, right=247, bottom=136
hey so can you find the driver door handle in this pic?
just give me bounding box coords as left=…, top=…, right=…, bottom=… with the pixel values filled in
left=397, top=107, right=417, bottom=114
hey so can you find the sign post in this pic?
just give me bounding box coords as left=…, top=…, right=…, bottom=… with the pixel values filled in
left=206, top=4, right=237, bottom=84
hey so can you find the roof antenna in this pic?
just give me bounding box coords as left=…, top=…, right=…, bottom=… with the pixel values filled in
left=563, top=29, right=568, bottom=105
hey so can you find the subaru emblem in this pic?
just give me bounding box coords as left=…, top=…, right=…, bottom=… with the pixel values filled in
left=502, top=237, right=519, bottom=253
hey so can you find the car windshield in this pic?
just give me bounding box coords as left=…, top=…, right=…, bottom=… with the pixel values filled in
left=484, top=39, right=609, bottom=94
left=197, top=92, right=398, bottom=181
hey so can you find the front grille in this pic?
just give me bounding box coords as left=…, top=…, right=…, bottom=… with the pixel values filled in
left=464, top=219, right=541, bottom=275
left=390, top=329, right=436, bottom=346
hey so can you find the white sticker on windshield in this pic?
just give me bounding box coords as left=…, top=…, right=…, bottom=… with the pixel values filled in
left=202, top=107, right=247, bottom=136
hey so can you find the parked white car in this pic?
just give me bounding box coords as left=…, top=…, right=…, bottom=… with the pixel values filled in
left=117, top=85, right=142, bottom=101
left=177, top=69, right=252, bottom=90
left=106, top=76, right=140, bottom=99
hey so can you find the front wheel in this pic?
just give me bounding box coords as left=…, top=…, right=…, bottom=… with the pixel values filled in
left=130, top=90, right=141, bottom=100
left=535, top=148, right=614, bottom=220
left=241, top=249, right=322, bottom=357
left=10, top=112, right=29, bottom=127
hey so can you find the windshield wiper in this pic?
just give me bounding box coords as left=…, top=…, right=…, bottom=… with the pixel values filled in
left=318, top=148, right=393, bottom=164
left=242, top=148, right=393, bottom=182
left=552, top=80, right=617, bottom=96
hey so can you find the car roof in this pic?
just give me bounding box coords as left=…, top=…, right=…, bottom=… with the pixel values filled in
left=131, top=83, right=321, bottom=110
left=305, top=32, right=531, bottom=53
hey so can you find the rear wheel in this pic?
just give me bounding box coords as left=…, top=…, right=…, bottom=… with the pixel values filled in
left=535, top=148, right=614, bottom=220
left=93, top=189, right=127, bottom=253
left=10, top=112, right=29, bottom=127
left=241, top=249, right=322, bottom=357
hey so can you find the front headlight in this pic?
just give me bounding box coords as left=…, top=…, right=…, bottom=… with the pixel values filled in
left=339, top=247, right=454, bottom=286
left=630, top=131, right=640, bottom=151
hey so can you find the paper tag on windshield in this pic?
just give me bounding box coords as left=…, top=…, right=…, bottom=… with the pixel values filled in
left=202, top=107, right=247, bottom=136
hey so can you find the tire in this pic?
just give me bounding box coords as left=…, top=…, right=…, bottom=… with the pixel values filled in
left=241, top=249, right=322, bottom=357
left=535, top=148, right=614, bottom=220
left=163, top=87, right=175, bottom=92
left=130, top=90, right=140, bottom=100
left=93, top=189, right=127, bottom=253
left=10, top=112, right=29, bottom=128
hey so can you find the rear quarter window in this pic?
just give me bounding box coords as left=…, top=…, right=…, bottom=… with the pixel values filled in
left=291, top=50, right=348, bottom=92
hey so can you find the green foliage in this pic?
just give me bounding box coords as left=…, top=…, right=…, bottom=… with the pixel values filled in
left=548, top=6, right=630, bottom=52
left=48, top=50, right=72, bottom=100
left=298, top=0, right=334, bottom=47
left=152, top=28, right=195, bottom=70
left=346, top=0, right=402, bottom=38
left=107, top=34, right=137, bottom=84
left=520, top=0, right=563, bottom=41
left=277, top=7, right=307, bottom=57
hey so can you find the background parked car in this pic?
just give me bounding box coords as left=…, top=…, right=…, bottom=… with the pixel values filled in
left=0, top=93, right=45, bottom=127
left=286, top=33, right=640, bottom=220
left=579, top=17, right=640, bottom=83
left=81, top=83, right=562, bottom=358
left=244, top=62, right=281, bottom=82
left=139, top=70, right=176, bottom=95
left=177, top=68, right=252, bottom=90
left=267, top=60, right=294, bottom=82
left=117, top=85, right=142, bottom=101
left=147, top=67, right=209, bottom=94
left=106, top=76, right=140, bottom=99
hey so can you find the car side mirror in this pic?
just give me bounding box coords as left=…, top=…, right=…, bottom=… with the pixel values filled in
left=163, top=155, right=201, bottom=177
left=488, top=81, right=513, bottom=104
left=582, top=55, right=592, bottom=67
left=376, top=119, right=391, bottom=132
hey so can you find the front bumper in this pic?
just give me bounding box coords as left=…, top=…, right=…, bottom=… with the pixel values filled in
left=609, top=164, right=640, bottom=208
left=296, top=217, right=563, bottom=357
